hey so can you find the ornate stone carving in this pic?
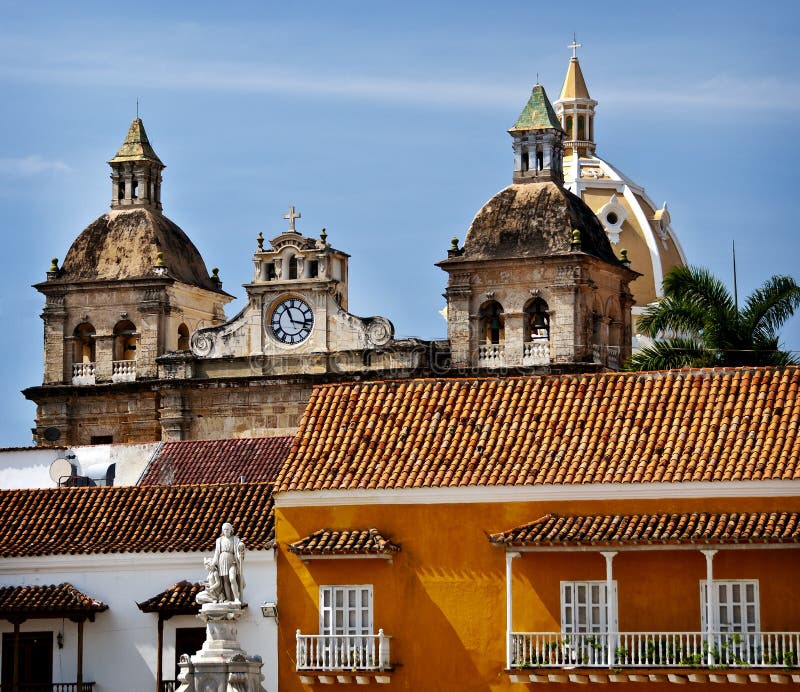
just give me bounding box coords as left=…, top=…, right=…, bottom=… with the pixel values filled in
left=366, top=317, right=393, bottom=347
left=190, top=331, right=214, bottom=357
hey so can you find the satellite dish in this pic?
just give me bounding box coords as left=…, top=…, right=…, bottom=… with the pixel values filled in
left=49, top=458, right=76, bottom=485
left=43, top=427, right=61, bottom=442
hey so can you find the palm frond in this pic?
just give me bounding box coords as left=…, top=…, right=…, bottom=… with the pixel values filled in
left=741, top=275, right=800, bottom=337
left=625, top=337, right=716, bottom=372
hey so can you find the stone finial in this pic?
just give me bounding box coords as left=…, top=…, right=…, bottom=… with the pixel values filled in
left=211, top=268, right=222, bottom=288
left=155, top=252, right=165, bottom=267
left=256, top=232, right=264, bottom=252
left=448, top=236, right=462, bottom=258
left=571, top=229, right=582, bottom=251
left=47, top=258, right=60, bottom=280
left=320, top=228, right=328, bottom=244
left=620, top=249, right=631, bottom=266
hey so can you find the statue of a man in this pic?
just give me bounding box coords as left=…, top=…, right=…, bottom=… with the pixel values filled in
left=196, top=557, right=224, bottom=605
left=211, top=522, right=246, bottom=604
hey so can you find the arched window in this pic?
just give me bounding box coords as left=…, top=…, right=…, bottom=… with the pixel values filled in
left=131, top=178, right=139, bottom=199
left=113, top=320, right=137, bottom=361
left=524, top=298, right=550, bottom=341
left=521, top=151, right=529, bottom=172
left=536, top=148, right=544, bottom=171
left=577, top=115, right=585, bottom=140
left=479, top=301, right=505, bottom=345
left=177, top=323, right=190, bottom=350
left=289, top=256, right=299, bottom=280
left=566, top=116, right=573, bottom=139
left=118, top=182, right=125, bottom=201
left=74, top=323, right=96, bottom=363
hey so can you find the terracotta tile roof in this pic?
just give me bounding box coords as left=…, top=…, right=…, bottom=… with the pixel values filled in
left=0, top=482, right=274, bottom=557
left=276, top=367, right=800, bottom=492
left=139, top=436, right=293, bottom=486
left=0, top=583, right=108, bottom=619
left=137, top=580, right=201, bottom=615
left=488, top=512, right=800, bottom=547
left=288, top=529, right=400, bottom=556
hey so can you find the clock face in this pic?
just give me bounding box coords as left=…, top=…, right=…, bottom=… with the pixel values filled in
left=270, top=297, right=314, bottom=345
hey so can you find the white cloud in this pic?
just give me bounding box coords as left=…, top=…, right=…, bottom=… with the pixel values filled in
left=0, top=155, right=70, bottom=177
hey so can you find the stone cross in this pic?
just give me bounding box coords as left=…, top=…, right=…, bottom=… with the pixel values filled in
left=283, top=206, right=301, bottom=232
left=568, top=35, right=582, bottom=59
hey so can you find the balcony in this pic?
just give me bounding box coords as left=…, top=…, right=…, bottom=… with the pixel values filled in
left=296, top=631, right=392, bottom=685
left=71, top=362, right=96, bottom=385
left=111, top=360, right=136, bottom=382
left=509, top=632, right=800, bottom=684
left=591, top=344, right=621, bottom=371
left=522, top=340, right=549, bottom=366
left=478, top=344, right=505, bottom=368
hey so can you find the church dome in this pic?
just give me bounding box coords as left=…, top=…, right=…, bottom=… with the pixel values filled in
left=460, top=182, right=622, bottom=265
left=60, top=208, right=221, bottom=291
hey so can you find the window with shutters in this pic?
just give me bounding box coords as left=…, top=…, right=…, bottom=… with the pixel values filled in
left=561, top=581, right=617, bottom=634
left=320, top=585, right=373, bottom=637
left=701, top=580, right=760, bottom=633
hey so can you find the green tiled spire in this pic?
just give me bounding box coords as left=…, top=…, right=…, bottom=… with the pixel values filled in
left=510, top=84, right=563, bottom=132
left=109, top=118, right=163, bottom=165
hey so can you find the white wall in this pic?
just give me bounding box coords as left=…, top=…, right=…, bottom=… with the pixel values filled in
left=0, top=443, right=159, bottom=489
left=0, top=447, right=63, bottom=489
left=0, top=550, right=278, bottom=692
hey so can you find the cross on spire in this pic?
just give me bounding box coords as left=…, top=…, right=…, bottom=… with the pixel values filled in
left=283, top=205, right=301, bottom=232
left=568, top=34, right=582, bottom=59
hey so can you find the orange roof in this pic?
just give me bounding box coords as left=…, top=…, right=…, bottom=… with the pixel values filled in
left=276, top=367, right=800, bottom=492
left=0, top=583, right=108, bottom=619
left=288, top=528, right=400, bottom=556
left=137, top=580, right=201, bottom=615
left=0, top=482, right=274, bottom=557
left=489, top=511, right=800, bottom=548
left=139, top=436, right=293, bottom=485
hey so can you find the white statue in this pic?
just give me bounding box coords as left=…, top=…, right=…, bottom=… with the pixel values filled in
left=196, top=557, right=224, bottom=605
left=211, top=522, right=246, bottom=604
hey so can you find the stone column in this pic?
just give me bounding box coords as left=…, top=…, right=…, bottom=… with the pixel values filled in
left=503, top=312, right=525, bottom=368
left=445, top=281, right=472, bottom=369
left=42, top=298, right=67, bottom=384
left=94, top=334, right=114, bottom=381
left=159, top=388, right=189, bottom=441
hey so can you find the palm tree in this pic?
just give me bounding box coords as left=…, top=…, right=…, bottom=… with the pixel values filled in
left=626, top=266, right=800, bottom=371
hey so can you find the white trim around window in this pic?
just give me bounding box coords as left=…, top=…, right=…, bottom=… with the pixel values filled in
left=701, top=579, right=760, bottom=633
left=319, top=585, right=374, bottom=636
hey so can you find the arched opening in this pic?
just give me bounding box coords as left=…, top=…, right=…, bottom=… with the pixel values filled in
left=479, top=301, right=505, bottom=345
left=524, top=298, right=550, bottom=341
left=521, top=151, right=529, bottom=172
left=118, top=182, right=125, bottom=201
left=536, top=148, right=544, bottom=171
left=131, top=178, right=139, bottom=199
left=308, top=260, right=319, bottom=278
left=566, top=116, right=573, bottom=139
left=577, top=115, right=585, bottom=140
left=73, top=323, right=96, bottom=363
left=177, top=323, right=190, bottom=351
left=113, top=320, right=137, bottom=361
left=289, top=256, right=299, bottom=280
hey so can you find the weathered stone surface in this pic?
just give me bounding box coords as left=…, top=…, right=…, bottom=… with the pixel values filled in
left=59, top=208, right=221, bottom=291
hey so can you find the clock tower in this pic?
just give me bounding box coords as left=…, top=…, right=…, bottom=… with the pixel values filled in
left=189, top=207, right=397, bottom=375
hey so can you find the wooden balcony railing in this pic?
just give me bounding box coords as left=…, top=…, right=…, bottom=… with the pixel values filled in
left=510, top=631, right=800, bottom=669
left=296, top=630, right=391, bottom=671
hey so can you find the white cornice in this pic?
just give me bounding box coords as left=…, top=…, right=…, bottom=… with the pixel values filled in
left=275, top=480, right=800, bottom=508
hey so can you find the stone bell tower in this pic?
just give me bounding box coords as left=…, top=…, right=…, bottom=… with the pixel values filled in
left=438, top=82, right=637, bottom=372
left=26, top=118, right=231, bottom=446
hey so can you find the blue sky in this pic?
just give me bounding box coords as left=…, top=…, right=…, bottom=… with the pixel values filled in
left=1, top=1, right=799, bottom=446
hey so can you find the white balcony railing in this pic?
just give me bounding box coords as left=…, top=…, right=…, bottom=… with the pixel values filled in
left=111, top=360, right=137, bottom=382
left=296, top=631, right=391, bottom=671
left=510, top=631, right=800, bottom=669
left=478, top=343, right=505, bottom=368
left=72, top=362, right=96, bottom=385
left=523, top=340, right=549, bottom=366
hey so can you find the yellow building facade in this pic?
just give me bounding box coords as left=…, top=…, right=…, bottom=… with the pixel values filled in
left=273, top=368, right=800, bottom=689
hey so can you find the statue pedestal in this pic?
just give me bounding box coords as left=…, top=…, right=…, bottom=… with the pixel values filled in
left=176, top=602, right=267, bottom=692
